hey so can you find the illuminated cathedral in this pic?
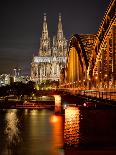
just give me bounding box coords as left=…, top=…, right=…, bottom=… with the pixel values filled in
left=31, top=13, right=67, bottom=83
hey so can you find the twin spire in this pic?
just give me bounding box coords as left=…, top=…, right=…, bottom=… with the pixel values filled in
left=42, top=13, right=63, bottom=40
left=58, top=13, right=63, bottom=33
left=43, top=13, right=47, bottom=32
left=42, top=13, right=48, bottom=40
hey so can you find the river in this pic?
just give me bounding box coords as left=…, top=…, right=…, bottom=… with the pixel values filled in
left=0, top=98, right=116, bottom=155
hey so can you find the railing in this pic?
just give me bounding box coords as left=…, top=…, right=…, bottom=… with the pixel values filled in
left=59, top=87, right=116, bottom=101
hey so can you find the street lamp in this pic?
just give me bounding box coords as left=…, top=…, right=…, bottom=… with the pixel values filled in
left=104, top=74, right=108, bottom=88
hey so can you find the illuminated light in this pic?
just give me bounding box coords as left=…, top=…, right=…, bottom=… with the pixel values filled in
left=42, top=95, right=47, bottom=98
left=110, top=82, right=112, bottom=85
left=8, top=109, right=17, bottom=112
left=64, top=107, right=80, bottom=146
left=36, top=84, right=39, bottom=90
left=83, top=79, right=85, bottom=82
left=95, top=76, right=98, bottom=80
left=30, top=110, right=38, bottom=115
left=104, top=74, right=108, bottom=77
left=5, top=111, right=21, bottom=145
left=83, top=103, right=87, bottom=107
left=50, top=114, right=63, bottom=148
left=46, top=87, right=48, bottom=90
left=54, top=95, right=61, bottom=113
left=63, top=104, right=67, bottom=109
left=50, top=115, right=59, bottom=123
left=54, top=95, right=61, bottom=105
left=25, top=109, right=28, bottom=115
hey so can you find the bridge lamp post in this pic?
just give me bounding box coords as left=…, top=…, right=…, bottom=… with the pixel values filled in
left=83, top=79, right=85, bottom=89
left=104, top=74, right=108, bottom=88
left=13, top=68, right=17, bottom=82
left=73, top=81, right=75, bottom=88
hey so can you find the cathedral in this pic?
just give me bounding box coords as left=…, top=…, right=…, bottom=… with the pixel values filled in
left=31, top=13, right=67, bottom=83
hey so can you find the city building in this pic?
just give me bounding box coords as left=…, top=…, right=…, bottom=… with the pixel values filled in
left=31, top=13, right=67, bottom=84
left=0, top=74, right=11, bottom=87
left=13, top=68, right=30, bottom=83
left=0, top=70, right=30, bottom=87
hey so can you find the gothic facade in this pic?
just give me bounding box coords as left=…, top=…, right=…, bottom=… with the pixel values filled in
left=31, top=14, right=67, bottom=83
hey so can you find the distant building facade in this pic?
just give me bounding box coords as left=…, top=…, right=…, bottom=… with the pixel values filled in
left=31, top=13, right=67, bottom=83
left=0, top=72, right=30, bottom=87
left=0, top=74, right=11, bottom=86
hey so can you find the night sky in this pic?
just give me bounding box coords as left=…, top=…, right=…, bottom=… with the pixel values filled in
left=0, top=0, right=110, bottom=75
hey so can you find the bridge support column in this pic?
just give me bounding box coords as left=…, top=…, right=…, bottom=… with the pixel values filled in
left=54, top=95, right=61, bottom=114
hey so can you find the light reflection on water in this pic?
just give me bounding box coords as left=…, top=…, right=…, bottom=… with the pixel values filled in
left=50, top=114, right=64, bottom=148
left=64, top=107, right=80, bottom=147
left=4, top=109, right=22, bottom=154
left=1, top=109, right=64, bottom=155
left=1, top=101, right=116, bottom=154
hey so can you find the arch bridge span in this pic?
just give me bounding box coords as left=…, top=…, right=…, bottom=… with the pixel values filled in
left=64, top=0, right=116, bottom=90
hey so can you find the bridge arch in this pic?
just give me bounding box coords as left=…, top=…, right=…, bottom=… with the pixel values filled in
left=65, top=34, right=88, bottom=88
left=88, top=0, right=116, bottom=88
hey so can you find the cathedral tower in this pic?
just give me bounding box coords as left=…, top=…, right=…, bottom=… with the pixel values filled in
left=39, top=13, right=51, bottom=56
left=53, top=13, right=67, bottom=57
left=57, top=13, right=63, bottom=40
left=31, top=14, right=67, bottom=83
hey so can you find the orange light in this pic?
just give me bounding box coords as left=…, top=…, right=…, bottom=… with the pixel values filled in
left=64, top=107, right=80, bottom=146
left=50, top=115, right=59, bottom=123
left=95, top=76, right=98, bottom=80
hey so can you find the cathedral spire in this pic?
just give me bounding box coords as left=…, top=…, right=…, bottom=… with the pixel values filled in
left=39, top=13, right=51, bottom=56
left=57, top=13, right=63, bottom=40
left=42, top=13, right=48, bottom=40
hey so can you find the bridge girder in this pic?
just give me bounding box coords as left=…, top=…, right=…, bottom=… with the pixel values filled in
left=88, top=0, right=116, bottom=88
left=65, top=35, right=88, bottom=87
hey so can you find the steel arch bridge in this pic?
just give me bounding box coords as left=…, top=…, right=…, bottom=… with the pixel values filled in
left=88, top=0, right=116, bottom=88
left=64, top=0, right=116, bottom=89
left=65, top=34, right=88, bottom=88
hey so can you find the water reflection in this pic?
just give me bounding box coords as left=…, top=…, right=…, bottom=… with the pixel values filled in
left=64, top=106, right=80, bottom=147
left=5, top=109, right=21, bottom=154
left=1, top=102, right=116, bottom=154
left=50, top=114, right=64, bottom=155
